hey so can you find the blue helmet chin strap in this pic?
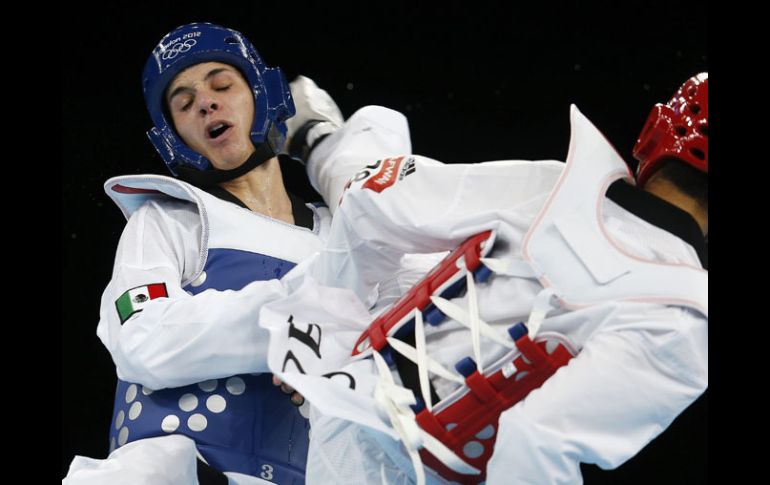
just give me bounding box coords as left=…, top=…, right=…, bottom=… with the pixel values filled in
left=142, top=22, right=295, bottom=179
left=173, top=125, right=285, bottom=187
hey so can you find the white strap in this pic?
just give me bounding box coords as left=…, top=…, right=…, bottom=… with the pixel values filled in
left=414, top=309, right=432, bottom=411
left=482, top=257, right=559, bottom=338
left=372, top=351, right=425, bottom=485
left=386, top=337, right=465, bottom=385
left=481, top=257, right=541, bottom=278
left=526, top=287, right=559, bottom=338
left=429, top=296, right=517, bottom=350
left=465, top=263, right=483, bottom=373
left=417, top=429, right=481, bottom=475
left=372, top=351, right=480, bottom=484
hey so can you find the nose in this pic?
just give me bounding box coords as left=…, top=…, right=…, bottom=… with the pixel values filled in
left=198, top=92, right=219, bottom=115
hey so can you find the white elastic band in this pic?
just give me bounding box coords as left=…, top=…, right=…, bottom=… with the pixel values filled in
left=371, top=350, right=480, bottom=483
left=481, top=257, right=558, bottom=338
left=526, top=287, right=559, bottom=338
left=386, top=337, right=465, bottom=385
left=465, top=265, right=483, bottom=373
left=372, top=351, right=425, bottom=485
left=429, top=296, right=517, bottom=350
left=418, top=429, right=481, bottom=475
left=480, top=257, right=540, bottom=278
left=414, top=309, right=432, bottom=411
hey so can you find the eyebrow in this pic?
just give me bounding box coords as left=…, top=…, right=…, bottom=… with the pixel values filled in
left=166, top=67, right=234, bottom=104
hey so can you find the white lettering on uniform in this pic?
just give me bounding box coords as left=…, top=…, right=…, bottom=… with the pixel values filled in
left=374, top=160, right=397, bottom=184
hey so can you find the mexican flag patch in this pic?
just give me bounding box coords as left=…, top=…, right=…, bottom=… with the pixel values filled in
left=115, top=283, right=168, bottom=324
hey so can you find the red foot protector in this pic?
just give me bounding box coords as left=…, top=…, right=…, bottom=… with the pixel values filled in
left=417, top=323, right=577, bottom=484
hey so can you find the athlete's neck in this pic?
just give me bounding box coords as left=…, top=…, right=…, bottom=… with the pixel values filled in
left=644, top=176, right=708, bottom=236
left=219, top=157, right=294, bottom=223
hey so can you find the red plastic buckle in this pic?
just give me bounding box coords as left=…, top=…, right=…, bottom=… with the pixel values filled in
left=416, top=332, right=576, bottom=484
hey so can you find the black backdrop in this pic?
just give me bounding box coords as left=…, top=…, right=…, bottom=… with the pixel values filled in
left=62, top=1, right=708, bottom=482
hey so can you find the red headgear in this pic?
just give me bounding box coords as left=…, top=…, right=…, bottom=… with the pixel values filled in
left=633, top=73, right=708, bottom=187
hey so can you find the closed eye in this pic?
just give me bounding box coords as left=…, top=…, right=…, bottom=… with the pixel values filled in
left=175, top=82, right=232, bottom=112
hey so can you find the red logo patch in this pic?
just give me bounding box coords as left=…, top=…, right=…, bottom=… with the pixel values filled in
left=362, top=156, right=404, bottom=193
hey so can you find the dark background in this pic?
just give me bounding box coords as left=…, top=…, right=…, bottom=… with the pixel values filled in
left=63, top=1, right=708, bottom=482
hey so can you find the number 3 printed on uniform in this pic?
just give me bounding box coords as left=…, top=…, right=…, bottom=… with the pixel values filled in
left=260, top=463, right=273, bottom=480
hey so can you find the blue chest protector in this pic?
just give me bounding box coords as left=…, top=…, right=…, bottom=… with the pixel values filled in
left=103, top=175, right=331, bottom=484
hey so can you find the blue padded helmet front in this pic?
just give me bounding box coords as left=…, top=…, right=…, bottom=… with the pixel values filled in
left=142, top=22, right=295, bottom=176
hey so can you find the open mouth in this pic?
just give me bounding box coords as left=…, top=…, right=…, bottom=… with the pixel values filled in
left=208, top=122, right=232, bottom=139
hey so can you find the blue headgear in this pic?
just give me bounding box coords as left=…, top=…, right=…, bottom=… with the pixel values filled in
left=143, top=22, right=295, bottom=177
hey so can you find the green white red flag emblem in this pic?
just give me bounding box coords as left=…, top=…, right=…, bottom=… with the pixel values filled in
left=115, top=283, right=168, bottom=324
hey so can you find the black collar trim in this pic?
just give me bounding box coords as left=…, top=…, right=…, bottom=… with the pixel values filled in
left=203, top=186, right=314, bottom=230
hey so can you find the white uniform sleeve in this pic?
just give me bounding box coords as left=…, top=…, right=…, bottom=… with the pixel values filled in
left=96, top=200, right=288, bottom=390
left=63, top=435, right=198, bottom=485
left=306, top=105, right=467, bottom=306
left=486, top=304, right=708, bottom=484
left=313, top=156, right=563, bottom=305
left=307, top=105, right=413, bottom=215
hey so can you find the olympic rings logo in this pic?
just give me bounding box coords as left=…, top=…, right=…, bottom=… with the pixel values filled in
left=161, top=39, right=197, bottom=60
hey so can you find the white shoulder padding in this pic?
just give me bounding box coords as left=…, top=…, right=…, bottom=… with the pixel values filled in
left=522, top=105, right=707, bottom=317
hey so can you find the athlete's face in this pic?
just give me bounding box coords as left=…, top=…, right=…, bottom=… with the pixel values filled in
left=166, top=62, right=255, bottom=170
